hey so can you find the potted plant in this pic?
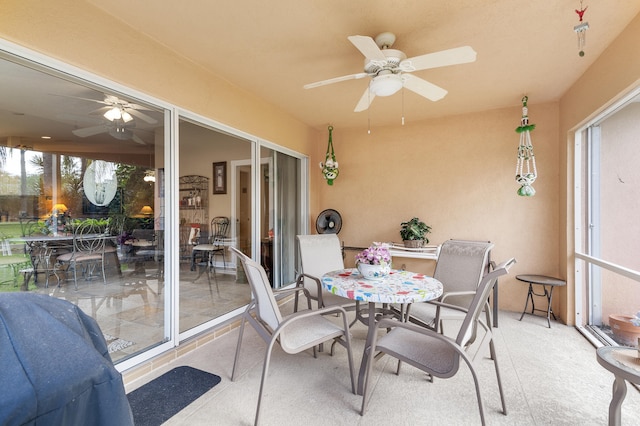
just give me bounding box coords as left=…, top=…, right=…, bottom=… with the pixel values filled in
left=400, top=217, right=432, bottom=248
left=355, top=242, right=392, bottom=280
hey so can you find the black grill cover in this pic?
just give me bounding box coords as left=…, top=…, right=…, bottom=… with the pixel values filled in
left=0, top=293, right=134, bottom=425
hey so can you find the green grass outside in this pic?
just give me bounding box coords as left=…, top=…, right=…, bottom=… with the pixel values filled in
left=0, top=222, right=25, bottom=239
left=0, top=222, right=39, bottom=291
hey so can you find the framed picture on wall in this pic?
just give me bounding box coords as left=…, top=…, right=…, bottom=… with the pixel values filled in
left=213, top=162, right=227, bottom=194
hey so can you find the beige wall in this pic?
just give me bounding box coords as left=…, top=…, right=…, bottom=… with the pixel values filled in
left=2, top=1, right=640, bottom=323
left=315, top=103, right=560, bottom=314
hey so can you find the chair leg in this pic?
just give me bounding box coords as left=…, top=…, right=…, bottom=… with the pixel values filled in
left=360, top=343, right=377, bottom=415
left=489, top=338, right=507, bottom=415
left=463, top=357, right=487, bottom=426
left=101, top=257, right=106, bottom=284
left=210, top=256, right=220, bottom=296
left=231, top=315, right=247, bottom=381
left=255, top=339, right=278, bottom=426
left=72, top=261, right=78, bottom=290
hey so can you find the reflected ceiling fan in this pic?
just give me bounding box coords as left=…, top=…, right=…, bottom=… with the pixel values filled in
left=303, top=32, right=477, bottom=112
left=72, top=94, right=158, bottom=124
left=68, top=94, right=157, bottom=144
left=72, top=120, right=147, bottom=145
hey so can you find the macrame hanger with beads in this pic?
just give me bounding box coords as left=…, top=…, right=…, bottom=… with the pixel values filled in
left=320, top=125, right=339, bottom=185
left=515, top=96, right=537, bottom=197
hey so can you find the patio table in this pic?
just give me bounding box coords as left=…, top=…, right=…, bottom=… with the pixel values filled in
left=322, top=268, right=442, bottom=395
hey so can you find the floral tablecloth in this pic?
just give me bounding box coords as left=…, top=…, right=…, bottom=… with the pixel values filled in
left=322, top=268, right=442, bottom=304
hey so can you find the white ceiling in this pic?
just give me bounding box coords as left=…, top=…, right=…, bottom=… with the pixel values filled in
left=88, top=0, right=640, bottom=130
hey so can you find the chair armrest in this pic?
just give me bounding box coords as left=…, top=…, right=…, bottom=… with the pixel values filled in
left=295, top=272, right=325, bottom=307
left=273, top=286, right=310, bottom=300
left=439, top=290, right=476, bottom=301
left=427, top=300, right=470, bottom=314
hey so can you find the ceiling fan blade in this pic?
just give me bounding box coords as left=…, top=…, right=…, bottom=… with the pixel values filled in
left=126, top=108, right=158, bottom=124
left=402, top=74, right=448, bottom=101
left=49, top=93, right=110, bottom=105
left=401, top=46, right=477, bottom=72
left=354, top=86, right=376, bottom=112
left=348, top=35, right=387, bottom=61
left=131, top=134, right=146, bottom=145
left=72, top=125, right=108, bottom=137
left=304, top=72, right=369, bottom=89
left=89, top=106, right=110, bottom=116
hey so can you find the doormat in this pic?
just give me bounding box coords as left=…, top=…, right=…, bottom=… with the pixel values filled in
left=103, top=333, right=134, bottom=354
left=127, top=366, right=222, bottom=426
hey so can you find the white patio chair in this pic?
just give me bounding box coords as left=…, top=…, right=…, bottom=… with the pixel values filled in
left=408, top=239, right=493, bottom=332
left=229, top=246, right=356, bottom=426
left=295, top=234, right=357, bottom=312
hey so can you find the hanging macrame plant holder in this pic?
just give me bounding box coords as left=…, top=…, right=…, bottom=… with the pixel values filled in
left=515, top=96, right=537, bottom=197
left=320, top=125, right=339, bottom=185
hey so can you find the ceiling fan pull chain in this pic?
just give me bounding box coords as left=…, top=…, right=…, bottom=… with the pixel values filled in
left=320, top=125, right=339, bottom=185
left=515, top=96, right=537, bottom=197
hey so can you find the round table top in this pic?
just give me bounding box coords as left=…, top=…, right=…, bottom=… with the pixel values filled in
left=321, top=268, right=443, bottom=304
left=597, top=346, right=640, bottom=384
left=516, top=274, right=566, bottom=287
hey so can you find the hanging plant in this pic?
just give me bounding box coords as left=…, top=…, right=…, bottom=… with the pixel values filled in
left=515, top=96, right=537, bottom=197
left=320, top=125, right=339, bottom=185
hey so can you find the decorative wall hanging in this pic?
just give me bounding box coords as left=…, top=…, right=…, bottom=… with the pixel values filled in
left=515, top=96, right=537, bottom=197
left=83, top=160, right=118, bottom=206
left=320, top=125, right=339, bottom=185
left=574, top=1, right=589, bottom=57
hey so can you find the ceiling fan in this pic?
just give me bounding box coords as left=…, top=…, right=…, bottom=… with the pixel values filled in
left=68, top=94, right=158, bottom=144
left=72, top=119, right=147, bottom=145
left=73, top=94, right=158, bottom=124
left=303, top=32, right=477, bottom=112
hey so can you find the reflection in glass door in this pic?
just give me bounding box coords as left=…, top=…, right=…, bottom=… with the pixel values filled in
left=259, top=147, right=301, bottom=288
left=178, top=118, right=252, bottom=336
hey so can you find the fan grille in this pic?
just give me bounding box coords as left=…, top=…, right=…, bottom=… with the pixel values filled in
left=316, top=209, right=342, bottom=234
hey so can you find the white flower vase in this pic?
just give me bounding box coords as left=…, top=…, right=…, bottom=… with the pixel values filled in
left=357, top=262, right=391, bottom=280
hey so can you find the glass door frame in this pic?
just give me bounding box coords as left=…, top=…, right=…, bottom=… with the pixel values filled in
left=573, top=84, right=640, bottom=345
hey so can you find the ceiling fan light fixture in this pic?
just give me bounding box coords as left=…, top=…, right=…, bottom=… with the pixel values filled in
left=121, top=111, right=133, bottom=122
left=104, top=107, right=133, bottom=123
left=103, top=107, right=121, bottom=121
left=370, top=74, right=403, bottom=97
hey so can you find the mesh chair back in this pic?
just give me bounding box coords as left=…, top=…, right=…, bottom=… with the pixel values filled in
left=434, top=239, right=493, bottom=305
left=456, top=258, right=515, bottom=347
left=231, top=246, right=282, bottom=331
left=297, top=234, right=344, bottom=298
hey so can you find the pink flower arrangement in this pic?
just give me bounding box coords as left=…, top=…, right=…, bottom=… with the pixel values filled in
left=355, top=242, right=392, bottom=266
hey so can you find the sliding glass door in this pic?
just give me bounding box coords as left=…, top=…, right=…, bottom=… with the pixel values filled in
left=575, top=91, right=640, bottom=346
left=0, top=51, right=170, bottom=364
left=0, top=41, right=308, bottom=368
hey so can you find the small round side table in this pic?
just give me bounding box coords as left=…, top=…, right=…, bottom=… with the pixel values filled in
left=516, top=274, right=566, bottom=328
left=597, top=346, right=640, bottom=426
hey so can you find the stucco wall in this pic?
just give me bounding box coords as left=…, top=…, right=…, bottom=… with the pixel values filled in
left=316, top=103, right=560, bottom=314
